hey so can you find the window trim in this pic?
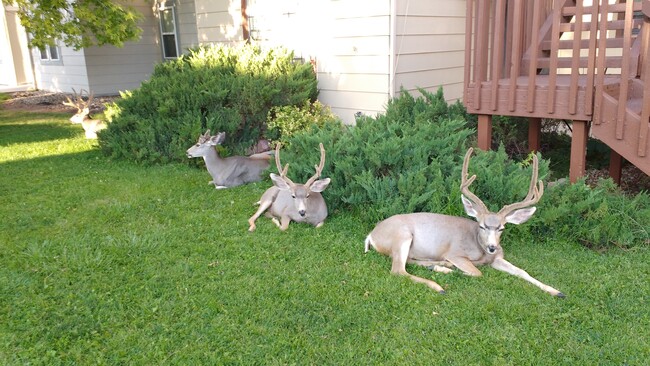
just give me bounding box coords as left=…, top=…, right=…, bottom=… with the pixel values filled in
left=158, top=3, right=180, bottom=59
left=37, top=43, right=62, bottom=65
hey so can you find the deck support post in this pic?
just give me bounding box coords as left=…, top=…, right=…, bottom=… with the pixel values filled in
left=477, top=115, right=493, bottom=150
left=608, top=150, right=623, bottom=185
left=528, top=118, right=542, bottom=152
left=570, top=120, right=590, bottom=183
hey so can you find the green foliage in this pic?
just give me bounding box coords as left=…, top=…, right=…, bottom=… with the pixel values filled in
left=7, top=0, right=142, bottom=50
left=99, top=44, right=318, bottom=164
left=534, top=179, right=650, bottom=250
left=267, top=100, right=339, bottom=145
left=280, top=88, right=551, bottom=223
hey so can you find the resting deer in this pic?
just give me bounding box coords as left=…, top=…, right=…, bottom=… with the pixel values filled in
left=248, top=143, right=330, bottom=231
left=62, top=88, right=107, bottom=139
left=364, top=148, right=565, bottom=298
left=186, top=130, right=271, bottom=189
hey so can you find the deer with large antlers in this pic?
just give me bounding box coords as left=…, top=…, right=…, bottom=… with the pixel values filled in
left=62, top=88, right=106, bottom=139
left=364, top=148, right=565, bottom=297
left=248, top=143, right=330, bottom=231
left=186, top=130, right=271, bottom=189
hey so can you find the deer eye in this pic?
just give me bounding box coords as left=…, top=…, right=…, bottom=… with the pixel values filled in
left=291, top=194, right=296, bottom=199
left=479, top=225, right=487, bottom=231
left=306, top=194, right=310, bottom=198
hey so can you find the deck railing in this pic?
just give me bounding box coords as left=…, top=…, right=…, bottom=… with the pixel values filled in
left=464, top=0, right=650, bottom=173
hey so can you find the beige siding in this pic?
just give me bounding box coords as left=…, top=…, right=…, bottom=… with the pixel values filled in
left=194, top=0, right=243, bottom=44
left=313, top=0, right=391, bottom=124
left=392, top=0, right=466, bottom=104
left=83, top=1, right=161, bottom=95
left=177, top=0, right=199, bottom=51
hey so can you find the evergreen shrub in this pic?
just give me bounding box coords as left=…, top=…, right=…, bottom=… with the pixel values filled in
left=98, top=44, right=318, bottom=164
left=280, top=88, right=551, bottom=223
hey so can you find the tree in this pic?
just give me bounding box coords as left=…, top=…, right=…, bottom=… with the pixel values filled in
left=4, top=0, right=143, bottom=50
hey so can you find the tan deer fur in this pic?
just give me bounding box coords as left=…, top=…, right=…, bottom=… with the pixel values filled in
left=186, top=130, right=271, bottom=189
left=62, top=88, right=106, bottom=139
left=364, top=148, right=565, bottom=298
left=248, top=143, right=330, bottom=231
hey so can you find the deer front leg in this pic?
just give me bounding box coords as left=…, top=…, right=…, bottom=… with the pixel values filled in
left=445, top=256, right=483, bottom=277
left=491, top=257, right=565, bottom=298
left=391, top=238, right=446, bottom=294
left=248, top=200, right=273, bottom=232
left=408, top=259, right=455, bottom=274
left=279, top=215, right=291, bottom=231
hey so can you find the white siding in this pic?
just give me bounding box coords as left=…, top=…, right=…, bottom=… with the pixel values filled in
left=33, top=45, right=91, bottom=94
left=392, top=0, right=466, bottom=104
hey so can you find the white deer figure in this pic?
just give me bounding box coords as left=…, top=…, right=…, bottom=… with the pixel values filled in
left=364, top=148, right=565, bottom=298
left=62, top=88, right=107, bottom=139
left=186, top=130, right=271, bottom=189
left=248, top=143, right=330, bottom=231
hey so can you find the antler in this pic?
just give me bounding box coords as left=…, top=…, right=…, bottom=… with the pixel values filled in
left=460, top=147, right=489, bottom=214
left=62, top=88, right=93, bottom=112
left=274, top=143, right=295, bottom=186
left=305, top=143, right=326, bottom=187
left=498, top=153, right=544, bottom=215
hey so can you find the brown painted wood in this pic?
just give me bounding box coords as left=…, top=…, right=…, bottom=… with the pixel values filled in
left=241, top=0, right=250, bottom=42
left=527, top=1, right=543, bottom=113
left=508, top=0, right=524, bottom=112
left=528, top=118, right=542, bottom=152
left=616, top=0, right=635, bottom=140
left=609, top=150, right=623, bottom=184
left=568, top=1, right=584, bottom=116
left=570, top=120, right=590, bottom=183
left=491, top=0, right=507, bottom=111
left=640, top=15, right=650, bottom=157
left=547, top=0, right=563, bottom=114
left=478, top=115, right=493, bottom=151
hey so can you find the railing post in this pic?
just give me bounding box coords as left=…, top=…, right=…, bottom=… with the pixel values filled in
left=528, top=118, right=542, bottom=152
left=478, top=115, right=493, bottom=151
left=570, top=120, right=590, bottom=183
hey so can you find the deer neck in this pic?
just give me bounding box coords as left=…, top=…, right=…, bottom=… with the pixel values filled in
left=202, top=148, right=225, bottom=177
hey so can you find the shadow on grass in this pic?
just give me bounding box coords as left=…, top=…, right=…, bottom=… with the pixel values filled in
left=0, top=122, right=80, bottom=146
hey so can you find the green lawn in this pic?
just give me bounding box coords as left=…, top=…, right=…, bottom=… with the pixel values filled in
left=1, top=109, right=648, bottom=365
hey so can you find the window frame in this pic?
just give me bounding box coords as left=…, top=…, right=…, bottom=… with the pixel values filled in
left=38, top=43, right=62, bottom=64
left=158, top=3, right=180, bottom=59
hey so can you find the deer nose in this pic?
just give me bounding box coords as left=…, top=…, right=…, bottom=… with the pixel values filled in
left=298, top=210, right=306, bottom=217
left=487, top=245, right=498, bottom=254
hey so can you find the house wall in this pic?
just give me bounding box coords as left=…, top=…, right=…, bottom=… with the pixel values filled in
left=393, top=0, right=466, bottom=103
left=32, top=46, right=91, bottom=93
left=84, top=0, right=162, bottom=95
left=32, top=0, right=161, bottom=95
left=0, top=4, right=33, bottom=88
left=192, top=0, right=467, bottom=125
left=194, top=0, right=244, bottom=44
left=176, top=0, right=199, bottom=51
left=314, top=0, right=392, bottom=124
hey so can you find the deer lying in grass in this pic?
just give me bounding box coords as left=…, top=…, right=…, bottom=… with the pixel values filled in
left=364, top=148, right=565, bottom=298
left=248, top=143, right=330, bottom=231
left=62, top=88, right=106, bottom=139
left=186, top=130, right=271, bottom=189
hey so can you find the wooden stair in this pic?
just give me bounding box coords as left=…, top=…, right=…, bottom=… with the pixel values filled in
left=592, top=79, right=650, bottom=176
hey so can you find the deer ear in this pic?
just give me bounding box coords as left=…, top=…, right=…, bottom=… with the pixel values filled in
left=505, top=207, right=537, bottom=225
left=461, top=195, right=479, bottom=218
left=270, top=173, right=291, bottom=190
left=309, top=178, right=330, bottom=193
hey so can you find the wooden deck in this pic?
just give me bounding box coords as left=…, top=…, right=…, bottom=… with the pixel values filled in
left=464, top=0, right=650, bottom=182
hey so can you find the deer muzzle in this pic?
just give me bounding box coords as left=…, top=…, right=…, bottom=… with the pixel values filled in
left=298, top=209, right=306, bottom=217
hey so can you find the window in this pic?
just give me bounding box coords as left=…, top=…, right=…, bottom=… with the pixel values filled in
left=39, top=44, right=60, bottom=62
left=158, top=4, right=179, bottom=59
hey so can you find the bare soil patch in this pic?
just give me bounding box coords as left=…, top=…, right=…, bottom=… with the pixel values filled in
left=2, top=90, right=119, bottom=114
